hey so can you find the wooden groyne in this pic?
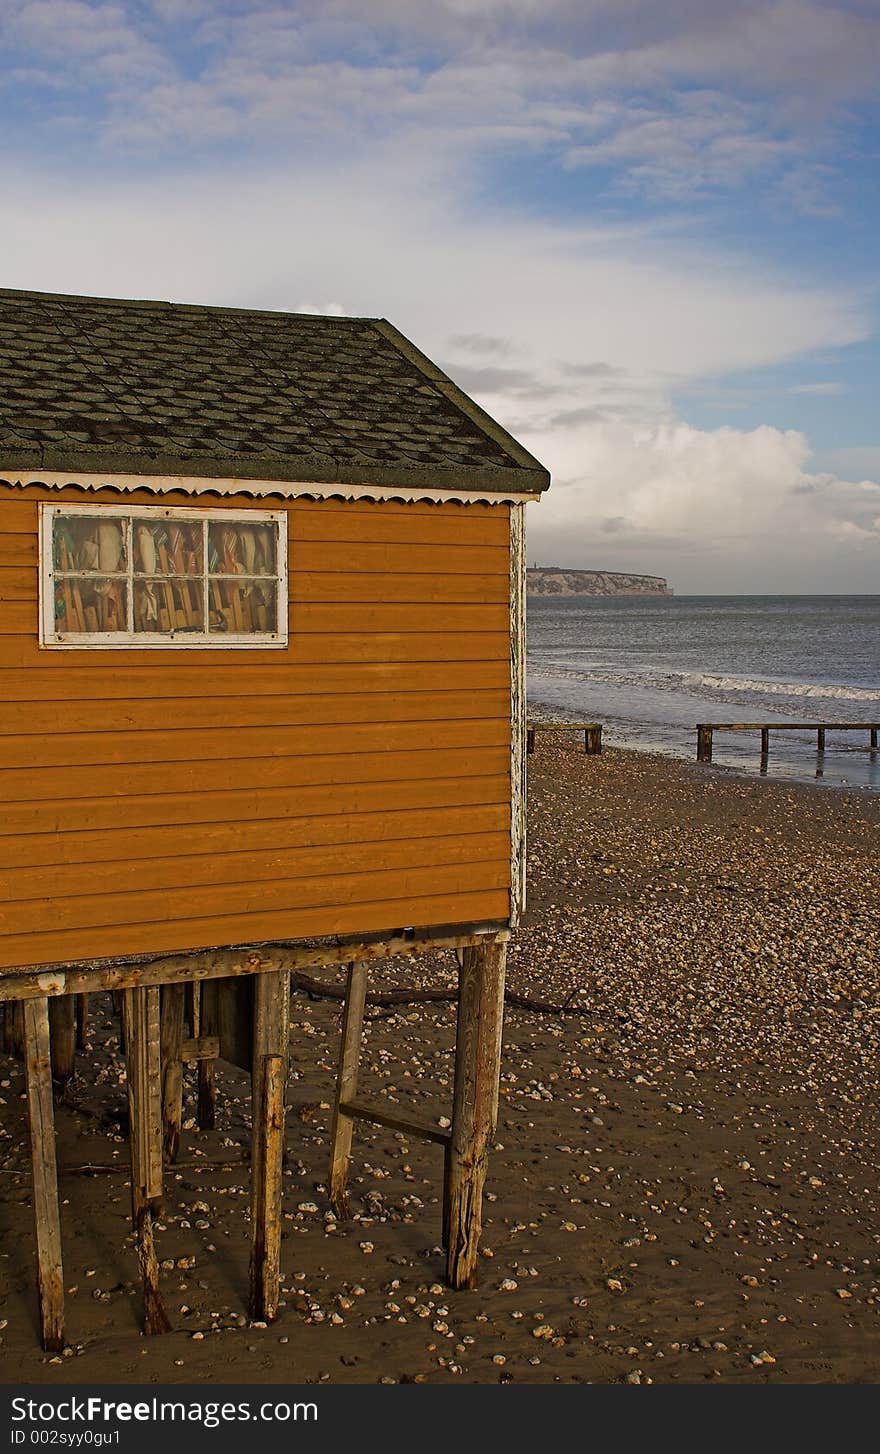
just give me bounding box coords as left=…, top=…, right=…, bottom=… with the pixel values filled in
left=696, top=722, right=880, bottom=763
left=527, top=722, right=603, bottom=755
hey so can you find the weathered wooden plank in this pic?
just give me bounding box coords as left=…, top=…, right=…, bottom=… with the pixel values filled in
left=0, top=860, right=509, bottom=944
left=134, top=1206, right=172, bottom=1336
left=0, top=567, right=36, bottom=600
left=290, top=503, right=509, bottom=546
left=0, top=491, right=508, bottom=536
left=23, top=996, right=65, bottom=1351
left=328, top=961, right=368, bottom=1216
left=0, top=830, right=509, bottom=906
left=192, top=982, right=217, bottom=1131
left=291, top=571, right=509, bottom=603
left=0, top=774, right=510, bottom=843
left=291, top=603, right=509, bottom=633
left=0, top=745, right=510, bottom=806
left=249, top=971, right=290, bottom=1322
left=160, top=983, right=185, bottom=1163
left=123, top=984, right=170, bottom=1334
left=0, top=717, right=509, bottom=772
left=75, top=993, right=89, bottom=1052
left=0, top=687, right=510, bottom=736
left=48, top=995, right=77, bottom=1084
left=0, top=535, right=36, bottom=568
left=338, top=1096, right=452, bottom=1147
left=697, top=721, right=880, bottom=732
left=0, top=802, right=509, bottom=872
left=0, top=630, right=510, bottom=668
left=123, top=986, right=163, bottom=1216
left=180, top=1034, right=221, bottom=1060
left=446, top=940, right=507, bottom=1290
left=289, top=541, right=509, bottom=577
left=0, top=660, right=511, bottom=701
left=0, top=925, right=509, bottom=1000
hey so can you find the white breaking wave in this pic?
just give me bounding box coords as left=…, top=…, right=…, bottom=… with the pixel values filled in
left=685, top=673, right=880, bottom=702
left=531, top=662, right=880, bottom=702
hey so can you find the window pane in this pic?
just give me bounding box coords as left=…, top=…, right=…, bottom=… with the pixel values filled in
left=208, top=521, right=276, bottom=577
left=54, top=577, right=128, bottom=633
left=209, top=579, right=277, bottom=634
left=134, top=578, right=205, bottom=633
left=133, top=519, right=202, bottom=575
left=54, top=515, right=126, bottom=573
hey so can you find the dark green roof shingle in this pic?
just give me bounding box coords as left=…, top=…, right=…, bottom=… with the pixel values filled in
left=0, top=289, right=549, bottom=494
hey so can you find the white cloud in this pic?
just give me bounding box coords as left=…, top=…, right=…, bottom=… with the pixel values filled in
left=525, top=418, right=880, bottom=591
left=3, top=1, right=878, bottom=211
left=0, top=155, right=873, bottom=591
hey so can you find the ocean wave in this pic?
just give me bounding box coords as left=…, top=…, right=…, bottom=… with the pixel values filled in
left=529, top=661, right=880, bottom=703
left=684, top=673, right=880, bottom=702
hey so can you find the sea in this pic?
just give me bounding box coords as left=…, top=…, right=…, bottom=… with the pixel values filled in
left=527, top=595, right=880, bottom=792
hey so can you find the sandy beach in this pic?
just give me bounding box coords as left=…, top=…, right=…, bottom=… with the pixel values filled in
left=2, top=740, right=879, bottom=1385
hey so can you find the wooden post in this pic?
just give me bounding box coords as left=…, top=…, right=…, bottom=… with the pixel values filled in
left=48, top=996, right=77, bottom=1086
left=526, top=727, right=535, bottom=754
left=817, top=727, right=826, bottom=753
left=23, top=997, right=65, bottom=1352
left=160, top=983, right=186, bottom=1162
left=446, top=939, right=507, bottom=1291
left=249, top=970, right=290, bottom=1323
left=696, top=725, right=713, bottom=763
left=75, top=994, right=89, bottom=1053
left=761, top=727, right=770, bottom=755
left=871, top=728, right=878, bottom=753
left=2, top=1000, right=22, bottom=1056
left=123, top=986, right=170, bottom=1335
left=584, top=725, right=602, bottom=755
left=192, top=982, right=216, bottom=1130
left=328, top=960, right=368, bottom=1216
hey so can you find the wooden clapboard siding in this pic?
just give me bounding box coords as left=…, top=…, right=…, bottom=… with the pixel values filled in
left=4, top=746, right=510, bottom=804
left=0, top=833, right=510, bottom=911
left=0, top=774, right=511, bottom=839
left=0, top=888, right=511, bottom=970
left=0, top=484, right=513, bottom=970
left=0, top=688, right=510, bottom=735
left=0, top=660, right=510, bottom=700
left=0, top=719, right=510, bottom=771
left=0, top=633, right=509, bottom=668
left=0, top=803, right=511, bottom=871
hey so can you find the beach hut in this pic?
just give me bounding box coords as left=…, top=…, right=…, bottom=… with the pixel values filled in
left=0, top=287, right=549, bottom=1349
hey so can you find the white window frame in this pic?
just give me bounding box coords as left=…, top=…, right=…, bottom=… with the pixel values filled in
left=39, top=502, right=288, bottom=649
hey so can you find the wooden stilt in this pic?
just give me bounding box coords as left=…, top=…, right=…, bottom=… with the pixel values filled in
left=328, top=960, right=368, bottom=1216
left=192, top=983, right=217, bottom=1130
left=249, top=970, right=290, bottom=1322
left=584, top=724, right=602, bottom=755
left=160, top=983, right=186, bottom=1162
left=123, top=986, right=170, bottom=1335
left=1, top=1002, right=16, bottom=1056
left=113, top=990, right=126, bottom=1050
left=23, top=997, right=65, bottom=1352
left=75, top=994, right=89, bottom=1053
left=48, top=996, right=77, bottom=1086
left=445, top=939, right=507, bottom=1290
left=696, top=725, right=713, bottom=762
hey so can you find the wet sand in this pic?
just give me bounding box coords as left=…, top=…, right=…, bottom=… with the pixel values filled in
left=2, top=742, right=879, bottom=1384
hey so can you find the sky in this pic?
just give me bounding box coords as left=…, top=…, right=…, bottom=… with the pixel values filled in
left=1, top=0, right=879, bottom=592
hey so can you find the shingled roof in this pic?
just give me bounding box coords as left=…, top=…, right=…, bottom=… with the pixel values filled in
left=0, top=288, right=549, bottom=497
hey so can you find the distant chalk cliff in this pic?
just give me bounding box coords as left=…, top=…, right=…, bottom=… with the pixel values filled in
left=527, top=567, right=673, bottom=597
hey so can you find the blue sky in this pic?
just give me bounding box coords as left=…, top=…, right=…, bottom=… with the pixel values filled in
left=1, top=0, right=879, bottom=590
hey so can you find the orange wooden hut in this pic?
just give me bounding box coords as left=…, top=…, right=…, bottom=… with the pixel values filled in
left=0, top=286, right=549, bottom=1349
